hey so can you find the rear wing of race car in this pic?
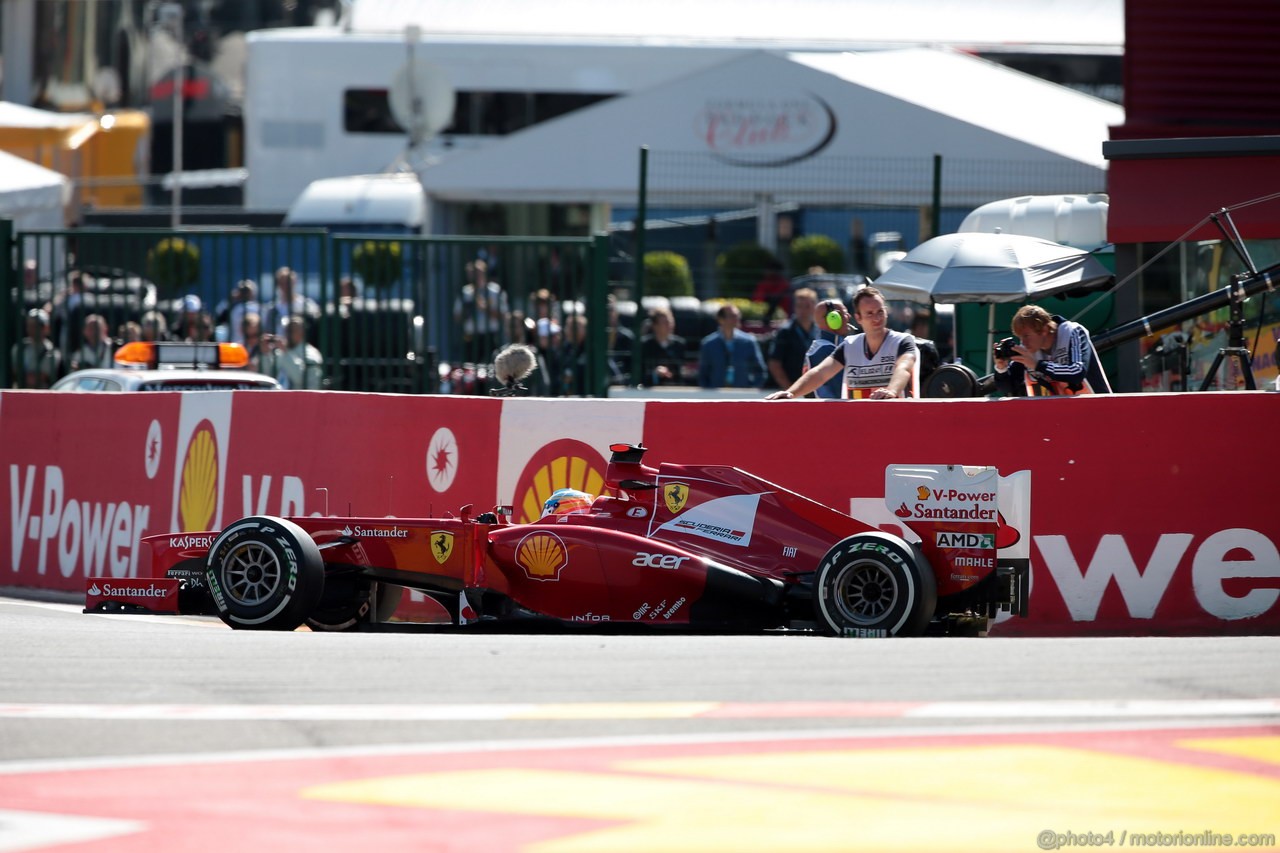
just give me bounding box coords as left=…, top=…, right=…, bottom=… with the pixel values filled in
left=885, top=464, right=1030, bottom=618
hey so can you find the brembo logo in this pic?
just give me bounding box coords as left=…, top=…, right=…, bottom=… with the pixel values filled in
left=341, top=525, right=409, bottom=539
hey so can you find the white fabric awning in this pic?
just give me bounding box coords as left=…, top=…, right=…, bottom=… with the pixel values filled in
left=0, top=150, right=70, bottom=230
left=417, top=48, right=1122, bottom=207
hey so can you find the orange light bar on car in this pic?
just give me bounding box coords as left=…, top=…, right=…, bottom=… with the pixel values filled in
left=218, top=343, right=250, bottom=368
left=114, top=341, right=157, bottom=367
left=113, top=341, right=251, bottom=370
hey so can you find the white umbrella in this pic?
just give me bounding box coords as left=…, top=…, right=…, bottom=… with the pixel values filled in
left=872, top=231, right=1113, bottom=371
left=872, top=231, right=1113, bottom=303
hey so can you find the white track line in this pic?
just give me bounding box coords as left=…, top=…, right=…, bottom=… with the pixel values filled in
left=1, top=716, right=1275, bottom=777
left=0, top=699, right=1277, bottom=722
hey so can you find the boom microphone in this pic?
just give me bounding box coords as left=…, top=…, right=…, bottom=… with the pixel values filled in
left=491, top=343, right=537, bottom=396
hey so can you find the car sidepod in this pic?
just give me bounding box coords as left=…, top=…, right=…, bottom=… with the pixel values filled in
left=483, top=524, right=785, bottom=629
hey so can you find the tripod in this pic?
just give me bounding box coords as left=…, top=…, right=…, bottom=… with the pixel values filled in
left=1198, top=277, right=1257, bottom=391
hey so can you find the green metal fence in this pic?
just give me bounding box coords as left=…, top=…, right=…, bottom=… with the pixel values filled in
left=2, top=224, right=609, bottom=396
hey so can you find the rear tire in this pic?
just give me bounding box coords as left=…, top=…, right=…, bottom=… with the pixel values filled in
left=813, top=533, right=936, bottom=637
left=205, top=516, right=323, bottom=631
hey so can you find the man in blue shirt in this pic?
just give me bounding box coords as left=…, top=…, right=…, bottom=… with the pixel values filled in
left=805, top=298, right=855, bottom=399
left=698, top=303, right=766, bottom=389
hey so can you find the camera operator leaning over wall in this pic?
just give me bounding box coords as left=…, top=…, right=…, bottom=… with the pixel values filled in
left=766, top=286, right=917, bottom=401
left=993, top=304, right=1112, bottom=396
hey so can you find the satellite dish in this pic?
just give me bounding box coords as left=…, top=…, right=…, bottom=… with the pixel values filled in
left=388, top=59, right=455, bottom=146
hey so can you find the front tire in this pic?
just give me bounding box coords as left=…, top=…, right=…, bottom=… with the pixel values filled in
left=306, top=579, right=403, bottom=631
left=813, top=532, right=936, bottom=637
left=205, top=516, right=324, bottom=630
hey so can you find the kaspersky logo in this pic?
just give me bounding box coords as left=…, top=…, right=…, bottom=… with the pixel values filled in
left=179, top=421, right=219, bottom=533
left=516, top=532, right=567, bottom=582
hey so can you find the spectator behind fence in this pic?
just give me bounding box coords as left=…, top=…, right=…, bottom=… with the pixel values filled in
left=453, top=259, right=508, bottom=364
left=698, top=303, right=766, bottom=389
left=118, top=320, right=142, bottom=345
left=640, top=306, right=687, bottom=386
left=241, top=312, right=263, bottom=361
left=766, top=287, right=819, bottom=390
left=535, top=315, right=564, bottom=396
left=187, top=310, right=215, bottom=343
left=559, top=314, right=590, bottom=396
left=140, top=310, right=170, bottom=342
left=263, top=266, right=320, bottom=334
left=172, top=294, right=204, bottom=341
left=751, top=258, right=791, bottom=320
left=255, top=315, right=323, bottom=389
left=11, top=308, right=62, bottom=388
left=69, top=313, right=113, bottom=372
left=218, top=280, right=260, bottom=344
left=606, top=294, right=634, bottom=385
left=51, top=269, right=89, bottom=355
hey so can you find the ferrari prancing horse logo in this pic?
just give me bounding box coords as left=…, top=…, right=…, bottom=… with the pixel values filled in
left=432, top=530, right=454, bottom=565
left=664, top=482, right=689, bottom=514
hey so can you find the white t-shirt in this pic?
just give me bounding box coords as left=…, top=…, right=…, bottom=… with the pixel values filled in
left=830, top=329, right=918, bottom=397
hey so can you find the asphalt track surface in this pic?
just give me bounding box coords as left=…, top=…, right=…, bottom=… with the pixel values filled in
left=1, top=596, right=1278, bottom=852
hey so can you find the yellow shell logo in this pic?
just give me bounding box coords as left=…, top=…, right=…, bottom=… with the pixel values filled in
left=431, top=530, right=454, bottom=565
left=516, top=532, right=567, bottom=582
left=513, top=439, right=608, bottom=523
left=179, top=422, right=219, bottom=532
left=664, top=482, right=690, bottom=514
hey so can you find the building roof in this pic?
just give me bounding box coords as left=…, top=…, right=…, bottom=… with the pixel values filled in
left=0, top=150, right=69, bottom=229
left=348, top=0, right=1123, bottom=53
left=416, top=48, right=1123, bottom=208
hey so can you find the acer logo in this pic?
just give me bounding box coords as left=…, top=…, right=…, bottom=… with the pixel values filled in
left=633, top=552, right=689, bottom=570
left=1037, top=528, right=1280, bottom=621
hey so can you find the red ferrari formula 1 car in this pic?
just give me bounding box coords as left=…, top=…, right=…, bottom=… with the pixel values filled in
left=85, top=444, right=1029, bottom=636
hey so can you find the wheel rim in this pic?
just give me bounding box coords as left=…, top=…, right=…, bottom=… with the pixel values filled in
left=831, top=560, right=900, bottom=626
left=221, top=541, right=283, bottom=607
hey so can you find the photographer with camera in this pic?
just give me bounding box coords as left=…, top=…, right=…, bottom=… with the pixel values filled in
left=993, top=305, right=1112, bottom=396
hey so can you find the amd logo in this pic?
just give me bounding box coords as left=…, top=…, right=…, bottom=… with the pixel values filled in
left=936, top=531, right=995, bottom=549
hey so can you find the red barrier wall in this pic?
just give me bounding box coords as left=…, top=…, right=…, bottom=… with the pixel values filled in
left=3, top=390, right=1277, bottom=636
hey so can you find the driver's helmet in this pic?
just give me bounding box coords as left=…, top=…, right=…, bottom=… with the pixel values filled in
left=541, top=488, right=594, bottom=517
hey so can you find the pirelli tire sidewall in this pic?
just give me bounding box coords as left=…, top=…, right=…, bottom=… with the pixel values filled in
left=814, top=532, right=938, bottom=637
left=205, top=516, right=324, bottom=631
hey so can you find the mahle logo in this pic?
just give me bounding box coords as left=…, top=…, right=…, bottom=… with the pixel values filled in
left=936, top=531, right=995, bottom=549
left=179, top=421, right=219, bottom=532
